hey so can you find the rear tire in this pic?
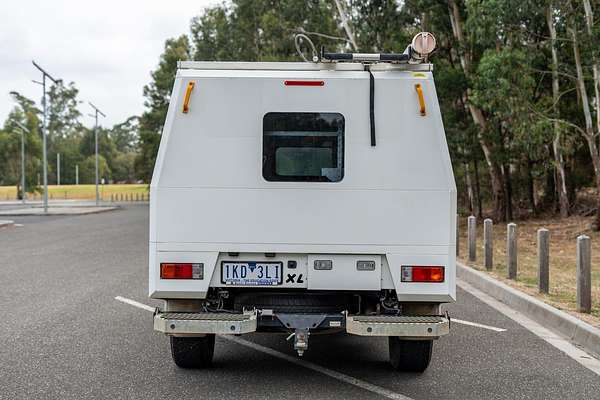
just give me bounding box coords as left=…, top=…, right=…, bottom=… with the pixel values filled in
left=170, top=335, right=215, bottom=369
left=389, top=337, right=432, bottom=372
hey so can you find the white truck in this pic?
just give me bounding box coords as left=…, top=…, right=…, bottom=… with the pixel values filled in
left=150, top=33, right=456, bottom=372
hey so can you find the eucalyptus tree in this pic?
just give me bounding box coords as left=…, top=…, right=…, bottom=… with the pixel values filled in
left=0, top=92, right=42, bottom=195
left=135, top=35, right=191, bottom=181
left=565, top=0, right=600, bottom=228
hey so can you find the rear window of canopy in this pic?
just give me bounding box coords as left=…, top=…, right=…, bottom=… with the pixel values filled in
left=262, top=112, right=345, bottom=183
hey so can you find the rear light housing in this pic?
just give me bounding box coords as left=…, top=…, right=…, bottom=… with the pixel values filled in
left=160, top=263, right=204, bottom=279
left=401, top=266, right=444, bottom=283
left=356, top=260, right=376, bottom=271
left=314, top=260, right=333, bottom=270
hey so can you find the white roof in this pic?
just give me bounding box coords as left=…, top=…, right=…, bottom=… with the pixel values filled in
left=178, top=61, right=433, bottom=72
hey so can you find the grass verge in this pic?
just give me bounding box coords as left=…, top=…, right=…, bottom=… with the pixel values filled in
left=0, top=184, right=148, bottom=201
left=458, top=215, right=600, bottom=328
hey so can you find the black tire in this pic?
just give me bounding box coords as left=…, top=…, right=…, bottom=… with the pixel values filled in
left=389, top=337, right=433, bottom=372
left=170, top=335, right=215, bottom=369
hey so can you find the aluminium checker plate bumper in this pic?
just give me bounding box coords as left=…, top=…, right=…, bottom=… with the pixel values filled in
left=154, top=310, right=449, bottom=338
left=154, top=311, right=258, bottom=335
left=346, top=314, right=450, bottom=337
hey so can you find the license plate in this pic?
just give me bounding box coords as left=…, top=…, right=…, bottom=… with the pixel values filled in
left=221, top=262, right=283, bottom=286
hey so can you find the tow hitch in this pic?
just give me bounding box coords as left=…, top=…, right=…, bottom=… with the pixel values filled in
left=285, top=329, right=309, bottom=356
left=275, top=313, right=342, bottom=356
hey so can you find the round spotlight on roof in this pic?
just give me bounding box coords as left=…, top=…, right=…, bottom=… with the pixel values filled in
left=411, top=32, right=437, bottom=60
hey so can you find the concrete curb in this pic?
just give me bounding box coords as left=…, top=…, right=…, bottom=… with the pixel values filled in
left=457, top=262, right=600, bottom=358
left=0, top=220, right=14, bottom=228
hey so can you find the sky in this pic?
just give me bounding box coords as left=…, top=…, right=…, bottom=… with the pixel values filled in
left=0, top=0, right=218, bottom=128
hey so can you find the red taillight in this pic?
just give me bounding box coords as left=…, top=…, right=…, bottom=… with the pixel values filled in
left=284, top=80, right=325, bottom=86
left=401, top=266, right=444, bottom=283
left=160, top=263, right=203, bottom=279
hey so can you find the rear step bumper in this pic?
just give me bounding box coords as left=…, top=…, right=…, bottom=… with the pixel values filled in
left=346, top=315, right=449, bottom=337
left=154, top=311, right=258, bottom=335
left=154, top=311, right=450, bottom=338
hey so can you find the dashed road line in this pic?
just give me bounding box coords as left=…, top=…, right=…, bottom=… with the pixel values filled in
left=452, top=318, right=506, bottom=332
left=114, top=296, right=156, bottom=312
left=221, top=335, right=413, bottom=400
left=115, top=295, right=413, bottom=400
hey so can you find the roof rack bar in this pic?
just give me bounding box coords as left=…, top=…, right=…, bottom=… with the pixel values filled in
left=318, top=32, right=436, bottom=65
left=320, top=46, right=410, bottom=63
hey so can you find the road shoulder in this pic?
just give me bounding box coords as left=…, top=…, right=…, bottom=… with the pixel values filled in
left=457, top=261, right=600, bottom=360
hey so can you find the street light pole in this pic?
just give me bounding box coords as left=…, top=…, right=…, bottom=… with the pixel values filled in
left=15, top=121, right=29, bottom=204
left=57, top=153, right=60, bottom=186
left=32, top=61, right=61, bottom=213
left=89, top=102, right=105, bottom=206
left=21, top=130, right=25, bottom=202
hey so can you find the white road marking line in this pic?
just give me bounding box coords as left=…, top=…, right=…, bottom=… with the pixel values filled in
left=452, top=318, right=506, bottom=332
left=114, top=296, right=156, bottom=313
left=457, top=280, right=600, bottom=376
left=220, top=335, right=414, bottom=400
left=115, top=295, right=413, bottom=400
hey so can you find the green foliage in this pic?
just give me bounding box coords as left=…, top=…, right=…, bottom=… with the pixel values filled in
left=135, top=36, right=191, bottom=182
left=352, top=0, right=413, bottom=52
left=0, top=92, right=43, bottom=194
left=47, top=82, right=82, bottom=138
left=78, top=154, right=109, bottom=184
left=111, top=152, right=137, bottom=183
left=52, top=134, right=83, bottom=184
left=2, top=0, right=600, bottom=217
left=142, top=36, right=191, bottom=134
left=191, top=0, right=342, bottom=61
left=0, top=79, right=141, bottom=193
left=111, top=116, right=139, bottom=152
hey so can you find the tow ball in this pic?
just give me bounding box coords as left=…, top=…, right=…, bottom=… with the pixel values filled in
left=286, top=329, right=309, bottom=356
left=275, top=314, right=329, bottom=356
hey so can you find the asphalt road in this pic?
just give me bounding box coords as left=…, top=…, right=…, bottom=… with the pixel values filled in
left=1, top=205, right=599, bottom=400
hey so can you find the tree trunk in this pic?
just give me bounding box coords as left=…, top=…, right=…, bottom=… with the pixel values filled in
left=570, top=24, right=600, bottom=228
left=583, top=0, right=600, bottom=136
left=553, top=133, right=569, bottom=216
left=448, top=0, right=506, bottom=221
left=585, top=136, right=600, bottom=229
left=526, top=156, right=537, bottom=216
left=547, top=4, right=569, bottom=217
left=464, top=162, right=475, bottom=213
left=333, top=0, right=358, bottom=51
left=504, top=163, right=513, bottom=221
left=473, top=158, right=483, bottom=219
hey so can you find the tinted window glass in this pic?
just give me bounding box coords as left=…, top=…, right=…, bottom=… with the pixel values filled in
left=263, top=113, right=344, bottom=182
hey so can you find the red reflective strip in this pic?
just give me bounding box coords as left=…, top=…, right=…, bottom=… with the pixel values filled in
left=411, top=266, right=444, bottom=282
left=160, top=263, right=193, bottom=279
left=284, top=80, right=325, bottom=86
